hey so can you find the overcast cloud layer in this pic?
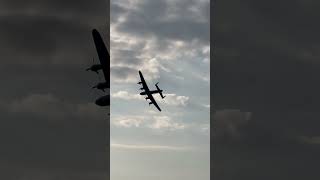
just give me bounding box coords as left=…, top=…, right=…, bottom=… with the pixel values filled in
left=110, top=0, right=210, bottom=180
left=0, top=0, right=109, bottom=179
left=0, top=0, right=209, bottom=179
left=213, top=0, right=320, bottom=179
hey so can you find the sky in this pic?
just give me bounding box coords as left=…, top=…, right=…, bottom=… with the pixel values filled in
left=3, top=0, right=320, bottom=179
left=0, top=0, right=110, bottom=179
left=213, top=0, right=320, bottom=179
left=110, top=0, right=210, bottom=180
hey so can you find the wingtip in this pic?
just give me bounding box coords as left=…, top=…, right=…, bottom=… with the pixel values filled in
left=92, top=28, right=98, bottom=33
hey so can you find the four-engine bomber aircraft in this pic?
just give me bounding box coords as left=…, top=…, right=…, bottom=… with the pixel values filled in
left=86, top=29, right=110, bottom=106
left=138, top=71, right=165, bottom=111
left=86, top=29, right=165, bottom=111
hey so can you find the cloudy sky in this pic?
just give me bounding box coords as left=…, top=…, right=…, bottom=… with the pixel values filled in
left=213, top=0, right=320, bottom=179
left=0, top=0, right=109, bottom=179
left=110, top=0, right=210, bottom=180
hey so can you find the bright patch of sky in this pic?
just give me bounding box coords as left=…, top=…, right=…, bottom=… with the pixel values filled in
left=110, top=0, right=210, bottom=179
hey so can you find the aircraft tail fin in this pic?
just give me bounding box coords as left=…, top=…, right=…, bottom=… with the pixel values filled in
left=155, top=82, right=165, bottom=99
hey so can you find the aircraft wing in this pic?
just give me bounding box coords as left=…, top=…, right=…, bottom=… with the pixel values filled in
left=139, top=71, right=150, bottom=92
left=148, top=94, right=161, bottom=111
left=92, top=29, right=110, bottom=86
left=99, top=50, right=110, bottom=83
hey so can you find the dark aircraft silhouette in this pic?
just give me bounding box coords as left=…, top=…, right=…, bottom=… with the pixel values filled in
left=138, top=71, right=165, bottom=111
left=86, top=59, right=102, bottom=74
left=86, top=29, right=110, bottom=106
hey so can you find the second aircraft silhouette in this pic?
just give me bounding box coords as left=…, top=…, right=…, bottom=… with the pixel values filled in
left=86, top=29, right=110, bottom=107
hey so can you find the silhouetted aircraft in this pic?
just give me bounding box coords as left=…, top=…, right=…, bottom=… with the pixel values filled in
left=138, top=71, right=165, bottom=111
left=86, top=29, right=110, bottom=106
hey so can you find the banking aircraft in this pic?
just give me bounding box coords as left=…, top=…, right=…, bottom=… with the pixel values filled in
left=138, top=71, right=165, bottom=111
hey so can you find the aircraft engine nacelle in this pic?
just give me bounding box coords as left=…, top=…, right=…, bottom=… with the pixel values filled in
left=93, top=82, right=108, bottom=91
left=95, top=95, right=110, bottom=106
left=86, top=64, right=102, bottom=73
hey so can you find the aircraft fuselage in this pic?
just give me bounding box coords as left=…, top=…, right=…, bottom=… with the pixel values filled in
left=140, top=90, right=162, bottom=95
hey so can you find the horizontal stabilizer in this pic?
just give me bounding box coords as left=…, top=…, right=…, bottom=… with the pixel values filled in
left=155, top=82, right=165, bottom=99
left=159, top=93, right=165, bottom=99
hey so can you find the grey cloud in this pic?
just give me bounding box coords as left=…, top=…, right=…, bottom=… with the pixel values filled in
left=112, top=0, right=209, bottom=44
left=213, top=0, right=320, bottom=178
left=110, top=2, right=127, bottom=23
left=213, top=110, right=320, bottom=180
left=0, top=165, right=108, bottom=180
left=213, top=0, right=320, bottom=112
left=8, top=93, right=107, bottom=121
left=117, top=14, right=209, bottom=44
left=111, top=49, right=143, bottom=66
left=0, top=15, right=95, bottom=66
left=213, top=109, right=251, bottom=143
left=0, top=105, right=107, bottom=174
left=0, top=0, right=108, bottom=21
left=0, top=0, right=110, bottom=179
left=111, top=66, right=137, bottom=83
left=110, top=0, right=209, bottom=85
